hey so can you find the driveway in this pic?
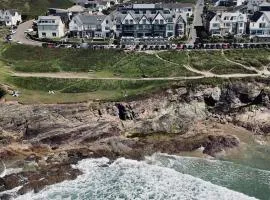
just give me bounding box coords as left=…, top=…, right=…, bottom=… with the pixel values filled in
left=12, top=20, right=42, bottom=46
left=189, top=0, right=204, bottom=44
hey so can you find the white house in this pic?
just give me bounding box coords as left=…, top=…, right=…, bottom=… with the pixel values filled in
left=69, top=14, right=111, bottom=38
left=209, top=12, right=247, bottom=36
left=0, top=9, right=22, bottom=26
left=37, top=16, right=65, bottom=38
left=250, top=11, right=270, bottom=37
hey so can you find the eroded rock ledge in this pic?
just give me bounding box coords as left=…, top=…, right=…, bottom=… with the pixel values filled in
left=1, top=79, right=270, bottom=198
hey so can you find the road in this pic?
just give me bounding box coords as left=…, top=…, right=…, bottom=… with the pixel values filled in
left=12, top=20, right=42, bottom=46
left=189, top=0, right=204, bottom=44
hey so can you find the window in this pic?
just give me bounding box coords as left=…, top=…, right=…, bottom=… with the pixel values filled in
left=225, top=22, right=230, bottom=27
left=135, top=10, right=139, bottom=14
left=239, top=29, right=243, bottom=33
left=106, top=20, right=109, bottom=24
left=167, top=24, right=173, bottom=30
left=160, top=19, right=164, bottom=24
left=250, top=30, right=256, bottom=35
left=52, top=32, right=56, bottom=37
left=155, top=19, right=159, bottom=24
left=212, top=23, right=219, bottom=28
left=239, top=23, right=243, bottom=27
left=167, top=32, right=173, bottom=37
left=259, top=23, right=266, bottom=28
left=143, top=19, right=146, bottom=24
left=52, top=20, right=55, bottom=23
left=151, top=10, right=156, bottom=14
left=257, top=30, right=263, bottom=35
left=167, top=18, right=173, bottom=23
left=125, top=19, right=128, bottom=24
left=224, top=16, right=229, bottom=20
left=143, top=10, right=146, bottom=14
left=130, top=19, right=133, bottom=24
left=42, top=32, right=46, bottom=37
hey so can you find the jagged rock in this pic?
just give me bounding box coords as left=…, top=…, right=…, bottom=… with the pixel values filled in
left=1, top=80, right=270, bottom=196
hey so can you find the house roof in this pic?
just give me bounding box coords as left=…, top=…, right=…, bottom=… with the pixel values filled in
left=37, top=16, right=63, bottom=25
left=133, top=4, right=156, bottom=9
left=220, top=11, right=247, bottom=22
left=249, top=11, right=263, bottom=22
left=259, top=1, right=270, bottom=7
left=262, top=11, right=270, bottom=20
left=67, top=5, right=85, bottom=12
left=72, top=14, right=106, bottom=25
left=0, top=9, right=19, bottom=16
left=7, top=9, right=18, bottom=16
left=206, top=11, right=217, bottom=21
left=162, top=3, right=194, bottom=9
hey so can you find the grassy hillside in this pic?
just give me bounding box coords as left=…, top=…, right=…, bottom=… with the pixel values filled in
left=2, top=44, right=270, bottom=104
left=0, top=0, right=73, bottom=17
left=2, top=45, right=196, bottom=77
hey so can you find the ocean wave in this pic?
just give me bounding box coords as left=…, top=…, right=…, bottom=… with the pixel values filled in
left=14, top=157, right=257, bottom=200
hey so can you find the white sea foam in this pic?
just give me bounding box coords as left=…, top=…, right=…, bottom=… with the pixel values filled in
left=14, top=157, right=257, bottom=200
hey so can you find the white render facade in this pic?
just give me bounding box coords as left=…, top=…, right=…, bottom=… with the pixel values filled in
left=209, top=12, right=247, bottom=36
left=37, top=16, right=65, bottom=38
left=250, top=11, right=270, bottom=37
left=69, top=14, right=111, bottom=38
left=68, top=4, right=188, bottom=39
left=0, top=9, right=22, bottom=26
left=111, top=4, right=187, bottom=38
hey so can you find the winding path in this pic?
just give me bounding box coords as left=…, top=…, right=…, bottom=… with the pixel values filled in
left=9, top=50, right=270, bottom=81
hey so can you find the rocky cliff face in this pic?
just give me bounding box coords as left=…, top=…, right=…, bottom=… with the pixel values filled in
left=0, top=79, right=270, bottom=197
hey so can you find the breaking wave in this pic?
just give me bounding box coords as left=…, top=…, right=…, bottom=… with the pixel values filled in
left=15, top=156, right=257, bottom=200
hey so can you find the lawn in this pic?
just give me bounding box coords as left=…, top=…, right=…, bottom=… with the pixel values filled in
left=0, top=0, right=73, bottom=17
left=224, top=49, right=270, bottom=69
left=2, top=45, right=198, bottom=77
left=188, top=51, right=256, bottom=74
left=6, top=76, right=176, bottom=103
left=0, top=27, right=9, bottom=42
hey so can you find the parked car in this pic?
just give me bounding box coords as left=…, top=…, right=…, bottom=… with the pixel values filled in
left=24, top=28, right=33, bottom=33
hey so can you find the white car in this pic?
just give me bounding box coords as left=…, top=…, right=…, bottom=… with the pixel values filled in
left=24, top=28, right=33, bottom=33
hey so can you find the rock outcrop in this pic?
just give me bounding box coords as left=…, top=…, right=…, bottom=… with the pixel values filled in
left=1, top=79, right=270, bottom=197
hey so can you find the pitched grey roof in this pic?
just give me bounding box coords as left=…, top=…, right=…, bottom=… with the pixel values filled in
left=73, top=14, right=106, bottom=26
left=162, top=3, right=194, bottom=9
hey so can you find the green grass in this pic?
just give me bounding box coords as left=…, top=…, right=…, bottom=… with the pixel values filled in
left=0, top=27, right=9, bottom=42
left=6, top=76, right=177, bottom=103
left=157, top=51, right=197, bottom=76
left=7, top=76, right=171, bottom=93
left=188, top=51, right=256, bottom=74
left=2, top=45, right=198, bottom=77
left=2, top=43, right=270, bottom=104
left=224, top=49, right=270, bottom=69
left=0, top=0, right=73, bottom=17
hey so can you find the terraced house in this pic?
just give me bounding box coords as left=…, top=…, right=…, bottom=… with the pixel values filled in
left=111, top=4, right=188, bottom=38
left=69, top=14, right=112, bottom=38
left=209, top=11, right=247, bottom=36
left=250, top=11, right=270, bottom=38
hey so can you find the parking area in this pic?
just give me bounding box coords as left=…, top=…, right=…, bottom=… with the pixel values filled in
left=40, top=42, right=270, bottom=51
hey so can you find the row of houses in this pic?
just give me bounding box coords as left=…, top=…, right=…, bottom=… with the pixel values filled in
left=74, top=0, right=119, bottom=12
left=37, top=3, right=193, bottom=39
left=207, top=1, right=270, bottom=38
left=0, top=9, right=21, bottom=26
